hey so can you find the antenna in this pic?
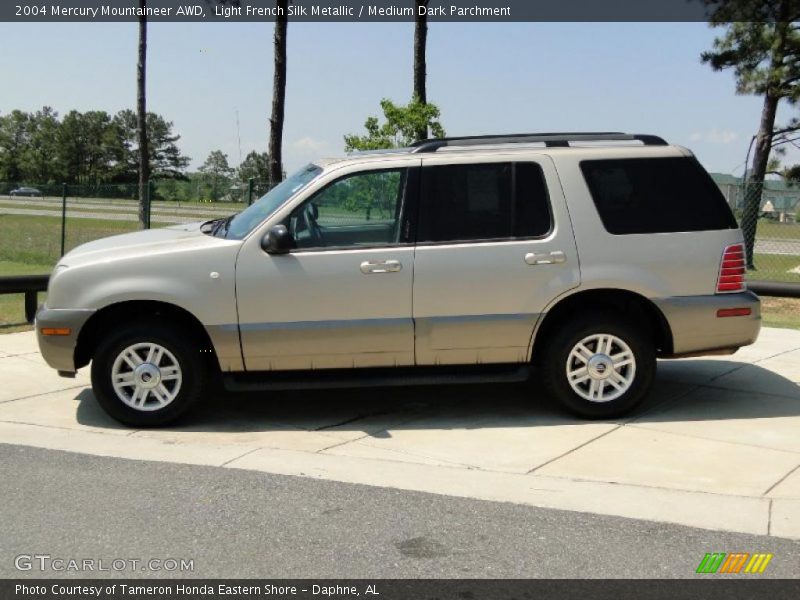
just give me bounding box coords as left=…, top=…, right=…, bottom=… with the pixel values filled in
left=235, top=109, right=243, bottom=165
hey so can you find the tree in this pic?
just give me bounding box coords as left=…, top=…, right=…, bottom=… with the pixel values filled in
left=769, top=113, right=800, bottom=180
left=0, top=110, right=30, bottom=182
left=237, top=150, right=270, bottom=182
left=22, top=107, right=61, bottom=183
left=702, top=1, right=800, bottom=268
left=344, top=98, right=445, bottom=151
left=137, top=0, right=150, bottom=226
left=56, top=110, right=115, bottom=185
left=199, top=150, right=233, bottom=201
left=268, top=0, right=288, bottom=188
left=110, top=110, right=190, bottom=182
left=413, top=0, right=430, bottom=140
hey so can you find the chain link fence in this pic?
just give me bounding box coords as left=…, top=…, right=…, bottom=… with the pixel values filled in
left=717, top=181, right=800, bottom=285
left=1, top=178, right=798, bottom=285
left=0, top=182, right=254, bottom=270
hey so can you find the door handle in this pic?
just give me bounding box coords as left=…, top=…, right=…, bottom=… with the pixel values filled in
left=360, top=260, right=403, bottom=274
left=525, top=251, right=566, bottom=265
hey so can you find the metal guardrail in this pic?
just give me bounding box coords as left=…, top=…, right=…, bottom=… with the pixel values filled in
left=748, top=280, right=800, bottom=298
left=0, top=276, right=797, bottom=328
left=0, top=274, right=48, bottom=323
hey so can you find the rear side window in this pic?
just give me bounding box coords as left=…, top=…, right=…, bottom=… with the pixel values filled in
left=580, top=157, right=737, bottom=235
left=418, top=162, right=551, bottom=243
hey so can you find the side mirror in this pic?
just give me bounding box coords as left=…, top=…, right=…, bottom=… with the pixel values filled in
left=261, top=224, right=294, bottom=254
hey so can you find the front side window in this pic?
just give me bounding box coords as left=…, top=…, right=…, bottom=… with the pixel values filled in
left=286, top=168, right=408, bottom=250
left=418, top=162, right=552, bottom=243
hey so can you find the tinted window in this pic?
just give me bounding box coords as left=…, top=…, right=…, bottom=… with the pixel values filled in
left=580, top=157, right=737, bottom=235
left=418, top=162, right=551, bottom=242
left=287, top=169, right=407, bottom=250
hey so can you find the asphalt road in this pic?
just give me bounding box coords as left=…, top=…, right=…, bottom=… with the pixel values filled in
left=1, top=444, right=798, bottom=579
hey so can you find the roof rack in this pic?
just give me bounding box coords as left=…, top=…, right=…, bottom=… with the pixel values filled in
left=409, top=132, right=668, bottom=153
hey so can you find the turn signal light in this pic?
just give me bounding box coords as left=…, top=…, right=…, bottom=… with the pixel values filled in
left=41, top=327, right=72, bottom=336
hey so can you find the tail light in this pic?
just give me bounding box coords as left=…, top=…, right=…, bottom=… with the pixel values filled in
left=716, top=243, right=746, bottom=293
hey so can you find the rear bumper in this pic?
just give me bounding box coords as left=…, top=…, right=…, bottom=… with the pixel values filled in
left=654, top=291, right=761, bottom=358
left=35, top=306, right=96, bottom=374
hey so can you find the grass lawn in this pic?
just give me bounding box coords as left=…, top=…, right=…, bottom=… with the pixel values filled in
left=760, top=296, right=800, bottom=330
left=0, top=260, right=51, bottom=333
left=756, top=221, right=800, bottom=240
left=750, top=253, right=800, bottom=283
left=0, top=213, right=140, bottom=265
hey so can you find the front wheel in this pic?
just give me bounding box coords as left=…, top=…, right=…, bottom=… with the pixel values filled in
left=541, top=312, right=655, bottom=419
left=90, top=321, right=206, bottom=427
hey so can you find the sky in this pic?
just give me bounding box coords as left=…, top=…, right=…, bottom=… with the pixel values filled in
left=1, top=21, right=798, bottom=176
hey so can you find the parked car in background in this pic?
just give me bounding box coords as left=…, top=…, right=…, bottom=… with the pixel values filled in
left=10, top=187, right=43, bottom=197
left=36, top=132, right=761, bottom=426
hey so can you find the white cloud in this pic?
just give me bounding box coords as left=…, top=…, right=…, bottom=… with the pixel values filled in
left=689, top=129, right=738, bottom=144
left=291, top=137, right=328, bottom=152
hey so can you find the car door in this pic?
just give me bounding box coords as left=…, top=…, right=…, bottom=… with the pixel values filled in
left=413, top=154, right=579, bottom=365
left=235, top=162, right=419, bottom=371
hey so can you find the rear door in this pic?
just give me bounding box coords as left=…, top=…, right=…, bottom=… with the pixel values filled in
left=412, top=154, right=580, bottom=365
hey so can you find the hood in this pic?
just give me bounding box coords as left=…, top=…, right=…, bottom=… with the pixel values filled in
left=59, top=221, right=226, bottom=266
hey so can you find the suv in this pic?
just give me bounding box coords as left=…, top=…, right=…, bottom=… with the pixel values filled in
left=36, top=132, right=760, bottom=426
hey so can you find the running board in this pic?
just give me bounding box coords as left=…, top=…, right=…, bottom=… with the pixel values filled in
left=223, top=364, right=531, bottom=392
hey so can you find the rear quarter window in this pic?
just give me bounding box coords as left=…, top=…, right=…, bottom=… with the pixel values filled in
left=580, top=157, right=737, bottom=235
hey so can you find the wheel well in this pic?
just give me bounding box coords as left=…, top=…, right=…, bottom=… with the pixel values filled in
left=531, top=289, right=673, bottom=362
left=75, top=301, right=217, bottom=370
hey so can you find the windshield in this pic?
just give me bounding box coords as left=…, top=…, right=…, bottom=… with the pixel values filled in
left=224, top=163, right=323, bottom=240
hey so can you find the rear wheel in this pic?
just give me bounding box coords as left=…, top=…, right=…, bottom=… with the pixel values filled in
left=541, top=312, right=655, bottom=419
left=90, top=321, right=205, bottom=427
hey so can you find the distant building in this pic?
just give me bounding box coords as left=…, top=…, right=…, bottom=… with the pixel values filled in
left=709, top=173, right=798, bottom=222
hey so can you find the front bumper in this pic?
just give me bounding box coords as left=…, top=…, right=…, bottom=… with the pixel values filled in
left=654, top=291, right=761, bottom=357
left=35, top=306, right=96, bottom=374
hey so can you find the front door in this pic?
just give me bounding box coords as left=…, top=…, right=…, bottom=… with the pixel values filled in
left=236, top=164, right=418, bottom=371
left=412, top=155, right=580, bottom=365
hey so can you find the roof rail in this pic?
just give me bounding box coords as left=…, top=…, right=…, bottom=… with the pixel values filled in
left=409, top=132, right=668, bottom=153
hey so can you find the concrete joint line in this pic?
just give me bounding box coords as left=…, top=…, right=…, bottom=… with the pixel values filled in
left=325, top=439, right=480, bottom=470
left=314, top=411, right=391, bottom=431
left=533, top=471, right=773, bottom=502
left=625, top=423, right=800, bottom=458
left=768, top=498, right=774, bottom=536
left=315, top=432, right=376, bottom=454
left=0, top=384, right=87, bottom=405
left=525, top=424, right=624, bottom=475
left=626, top=383, right=704, bottom=423
left=219, top=447, right=261, bottom=468
left=313, top=409, right=431, bottom=453
left=697, top=382, right=800, bottom=401
left=707, top=364, right=749, bottom=382
left=762, top=463, right=800, bottom=497
left=0, top=419, right=82, bottom=433
left=752, top=346, right=800, bottom=364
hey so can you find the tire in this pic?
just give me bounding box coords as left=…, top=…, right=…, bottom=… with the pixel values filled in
left=90, top=320, right=206, bottom=427
left=541, top=311, right=656, bottom=419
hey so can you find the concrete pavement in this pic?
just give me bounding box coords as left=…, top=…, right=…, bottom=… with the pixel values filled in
left=0, top=327, right=799, bottom=539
